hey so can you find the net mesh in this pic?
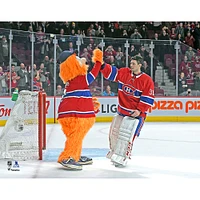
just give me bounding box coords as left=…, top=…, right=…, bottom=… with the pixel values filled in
left=0, top=90, right=39, bottom=160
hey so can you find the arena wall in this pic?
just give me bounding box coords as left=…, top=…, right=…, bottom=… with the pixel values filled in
left=0, top=96, right=200, bottom=126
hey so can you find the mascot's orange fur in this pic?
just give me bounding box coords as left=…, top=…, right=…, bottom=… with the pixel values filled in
left=57, top=48, right=103, bottom=170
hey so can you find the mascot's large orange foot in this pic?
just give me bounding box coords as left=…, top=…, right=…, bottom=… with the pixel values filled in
left=59, top=158, right=83, bottom=170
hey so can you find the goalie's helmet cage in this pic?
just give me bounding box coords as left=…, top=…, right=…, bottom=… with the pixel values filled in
left=0, top=90, right=46, bottom=160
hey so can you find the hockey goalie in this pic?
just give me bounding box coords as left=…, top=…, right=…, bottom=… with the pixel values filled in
left=100, top=55, right=155, bottom=167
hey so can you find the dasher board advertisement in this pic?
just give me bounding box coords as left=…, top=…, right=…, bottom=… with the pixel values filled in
left=0, top=97, right=200, bottom=125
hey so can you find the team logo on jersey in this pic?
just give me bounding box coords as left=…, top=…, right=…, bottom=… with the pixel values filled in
left=122, top=84, right=136, bottom=95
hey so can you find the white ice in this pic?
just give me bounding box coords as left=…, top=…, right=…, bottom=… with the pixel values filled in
left=0, top=122, right=200, bottom=178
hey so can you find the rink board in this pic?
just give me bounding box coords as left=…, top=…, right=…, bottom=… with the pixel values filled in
left=0, top=96, right=200, bottom=125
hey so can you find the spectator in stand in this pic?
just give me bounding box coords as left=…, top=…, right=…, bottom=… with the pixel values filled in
left=104, top=45, right=117, bottom=63
left=194, top=71, right=200, bottom=90
left=179, top=55, right=190, bottom=73
left=127, top=25, right=133, bottom=37
left=0, top=66, right=8, bottom=94
left=0, top=38, right=4, bottom=66
left=56, top=85, right=64, bottom=96
left=154, top=33, right=159, bottom=40
left=80, top=48, right=92, bottom=64
left=152, top=22, right=162, bottom=31
left=177, top=33, right=184, bottom=43
left=87, top=24, right=96, bottom=36
left=159, top=29, right=170, bottom=40
left=86, top=43, right=93, bottom=55
left=46, top=35, right=62, bottom=60
left=12, top=22, right=25, bottom=31
left=162, top=26, right=170, bottom=35
left=115, top=47, right=124, bottom=68
left=69, top=29, right=77, bottom=46
left=184, top=32, right=195, bottom=48
left=140, top=25, right=149, bottom=39
left=60, top=21, right=71, bottom=35
left=55, top=44, right=63, bottom=60
left=39, top=22, right=49, bottom=33
left=7, top=65, right=20, bottom=93
left=26, top=25, right=34, bottom=50
left=38, top=63, right=48, bottom=92
left=71, top=22, right=78, bottom=33
left=129, top=44, right=138, bottom=58
left=32, top=64, right=38, bottom=78
left=108, top=56, right=117, bottom=67
left=94, top=24, right=101, bottom=37
left=89, top=37, right=95, bottom=48
left=31, top=22, right=39, bottom=32
left=39, top=34, right=53, bottom=62
left=105, top=22, right=116, bottom=38
left=170, top=27, right=177, bottom=40
left=90, top=86, right=101, bottom=96
left=115, top=24, right=124, bottom=38
left=185, top=47, right=196, bottom=62
left=44, top=22, right=58, bottom=34
left=33, top=70, right=42, bottom=91
left=122, top=29, right=129, bottom=38
left=71, top=29, right=76, bottom=37
left=26, top=64, right=38, bottom=88
left=130, top=28, right=142, bottom=39
left=35, top=26, right=46, bottom=49
left=114, top=22, right=119, bottom=29
left=58, top=28, right=68, bottom=51
left=102, top=85, right=115, bottom=96
left=1, top=36, right=9, bottom=66
left=159, top=30, right=170, bottom=62
left=17, top=63, right=29, bottom=92
left=97, top=29, right=105, bottom=38
left=76, top=29, right=85, bottom=44
left=194, top=23, right=200, bottom=50
left=186, top=67, right=194, bottom=81
left=185, top=67, right=195, bottom=79
left=185, top=88, right=192, bottom=96
left=178, top=72, right=187, bottom=94
left=68, top=41, right=74, bottom=53
left=139, top=45, right=148, bottom=61
left=153, top=33, right=160, bottom=58
left=43, top=55, right=50, bottom=69
left=183, top=22, right=188, bottom=29
left=192, top=56, right=200, bottom=72
left=191, top=22, right=196, bottom=29
left=175, top=22, right=185, bottom=40
left=48, top=57, right=57, bottom=95
left=94, top=22, right=100, bottom=31
left=184, top=22, right=194, bottom=36
left=141, top=60, right=150, bottom=76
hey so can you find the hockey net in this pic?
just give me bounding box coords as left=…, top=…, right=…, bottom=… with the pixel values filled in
left=0, top=90, right=46, bottom=160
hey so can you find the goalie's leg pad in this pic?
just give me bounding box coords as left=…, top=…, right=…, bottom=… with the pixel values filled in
left=111, top=116, right=144, bottom=166
left=106, top=115, right=124, bottom=159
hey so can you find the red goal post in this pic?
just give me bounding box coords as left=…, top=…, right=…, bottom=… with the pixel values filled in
left=38, top=91, right=47, bottom=160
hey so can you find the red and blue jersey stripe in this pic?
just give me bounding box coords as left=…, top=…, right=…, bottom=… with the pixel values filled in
left=101, top=64, right=155, bottom=118
left=58, top=61, right=101, bottom=119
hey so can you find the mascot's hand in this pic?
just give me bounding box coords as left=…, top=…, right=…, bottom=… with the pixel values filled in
left=92, top=49, right=103, bottom=64
left=92, top=97, right=100, bottom=114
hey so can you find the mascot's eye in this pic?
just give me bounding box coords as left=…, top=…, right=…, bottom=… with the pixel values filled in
left=85, top=62, right=88, bottom=65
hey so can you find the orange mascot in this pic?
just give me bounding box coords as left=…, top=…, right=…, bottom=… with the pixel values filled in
left=57, top=48, right=103, bottom=170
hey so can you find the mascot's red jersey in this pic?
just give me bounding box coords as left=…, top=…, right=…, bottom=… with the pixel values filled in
left=58, top=61, right=101, bottom=119
left=101, top=63, right=155, bottom=118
